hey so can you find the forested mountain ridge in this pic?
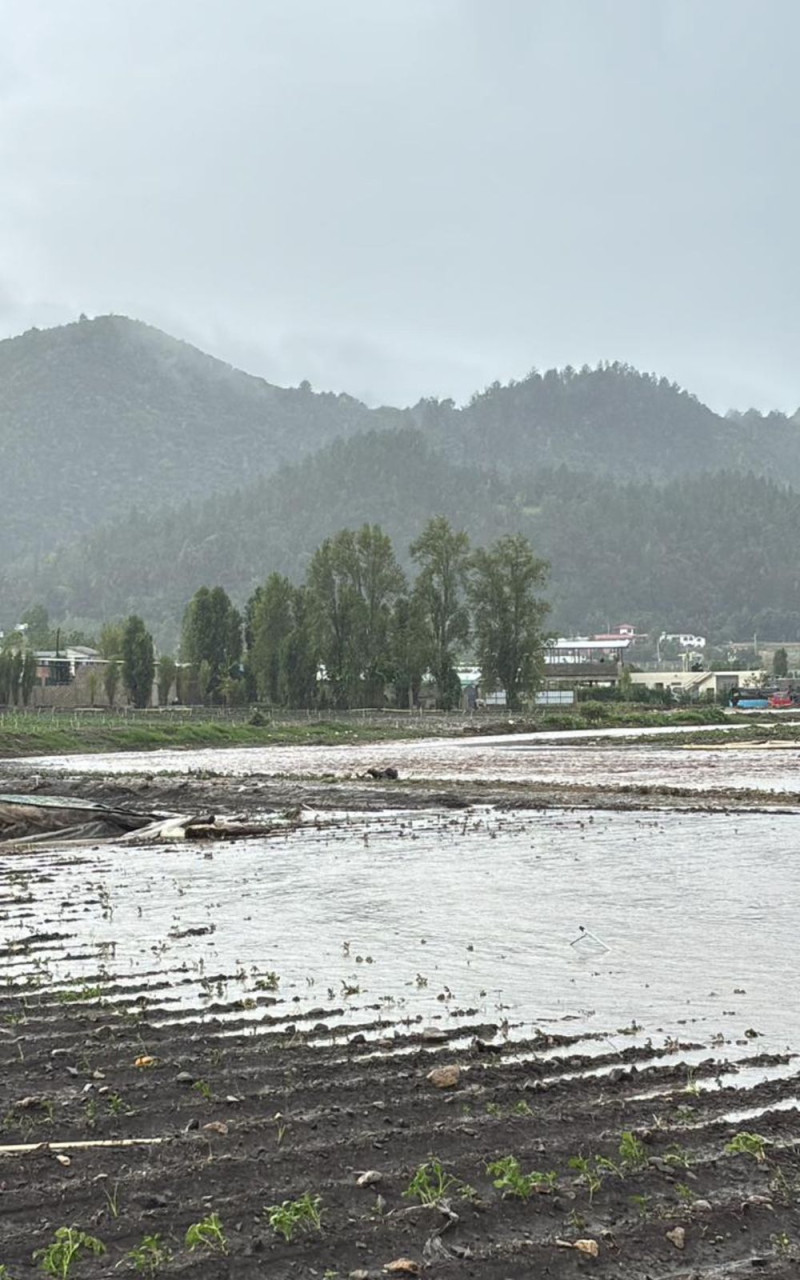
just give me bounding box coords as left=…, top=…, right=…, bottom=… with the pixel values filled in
left=6, top=427, right=800, bottom=648
left=413, top=363, right=800, bottom=480
left=0, top=314, right=401, bottom=562
left=5, top=314, right=800, bottom=647
left=3, top=314, right=800, bottom=574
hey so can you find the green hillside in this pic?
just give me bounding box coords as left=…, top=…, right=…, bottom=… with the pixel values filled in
left=6, top=428, right=800, bottom=647
left=0, top=314, right=400, bottom=562
left=415, top=363, right=800, bottom=480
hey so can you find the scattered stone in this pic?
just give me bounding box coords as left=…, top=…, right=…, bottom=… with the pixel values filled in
left=54, top=1153, right=71, bottom=1167
left=556, top=1238, right=599, bottom=1255
left=357, top=1170, right=384, bottom=1187
left=573, top=1239, right=600, bottom=1257
left=202, top=1120, right=229, bottom=1135
left=175, top=1071, right=195, bottom=1084
left=421, top=1027, right=447, bottom=1042
left=349, top=1272, right=370, bottom=1280
left=134, top=1055, right=156, bottom=1068
left=693, top=1199, right=712, bottom=1213
left=666, top=1226, right=686, bottom=1249
left=184, top=1118, right=200, bottom=1132
left=383, top=1261, right=420, bottom=1275
left=427, top=1064, right=460, bottom=1089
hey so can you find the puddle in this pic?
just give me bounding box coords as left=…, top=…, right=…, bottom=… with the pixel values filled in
left=3, top=807, right=799, bottom=1064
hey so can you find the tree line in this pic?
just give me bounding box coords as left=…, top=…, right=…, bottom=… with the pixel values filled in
left=2, top=518, right=550, bottom=711
left=178, top=517, right=549, bottom=711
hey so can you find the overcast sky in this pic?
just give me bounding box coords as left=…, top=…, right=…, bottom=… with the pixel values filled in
left=2, top=0, right=798, bottom=411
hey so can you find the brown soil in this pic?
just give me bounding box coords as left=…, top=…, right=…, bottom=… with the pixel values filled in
left=2, top=981, right=800, bottom=1277
left=5, top=766, right=800, bottom=821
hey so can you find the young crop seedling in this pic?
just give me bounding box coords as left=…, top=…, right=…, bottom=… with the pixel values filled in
left=404, top=1158, right=474, bottom=1207
left=618, top=1130, right=649, bottom=1172
left=127, top=1234, right=172, bottom=1276
left=34, top=1227, right=106, bottom=1278
left=266, top=1193, right=323, bottom=1242
left=569, top=1155, right=604, bottom=1203
left=675, top=1181, right=695, bottom=1205
left=487, top=1156, right=558, bottom=1200
left=101, top=1181, right=121, bottom=1219
left=185, top=1212, right=227, bottom=1255
left=726, top=1131, right=769, bottom=1162
left=192, top=1079, right=213, bottom=1102
left=664, top=1142, right=692, bottom=1170
left=629, top=1192, right=652, bottom=1218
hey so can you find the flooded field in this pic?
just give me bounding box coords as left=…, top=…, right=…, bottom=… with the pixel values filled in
left=19, top=726, right=800, bottom=794
left=3, top=805, right=800, bottom=1276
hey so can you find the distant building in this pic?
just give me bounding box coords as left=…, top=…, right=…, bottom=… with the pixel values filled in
left=593, top=623, right=648, bottom=644
left=629, top=670, right=758, bottom=700
left=660, top=632, right=706, bottom=650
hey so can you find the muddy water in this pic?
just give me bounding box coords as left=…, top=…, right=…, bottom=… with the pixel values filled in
left=18, top=728, right=800, bottom=792
left=4, top=808, right=798, bottom=1065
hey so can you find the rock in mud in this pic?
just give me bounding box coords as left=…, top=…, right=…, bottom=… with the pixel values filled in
left=426, top=1064, right=461, bottom=1088
left=175, top=1071, right=195, bottom=1084
left=666, top=1226, right=686, bottom=1249
left=357, top=1169, right=384, bottom=1186
left=202, top=1120, right=229, bottom=1135
left=383, top=1261, right=420, bottom=1275
left=573, top=1239, right=600, bottom=1257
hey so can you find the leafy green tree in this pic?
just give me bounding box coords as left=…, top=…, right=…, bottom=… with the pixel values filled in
left=19, top=604, right=52, bottom=648
left=247, top=574, right=295, bottom=704
left=20, top=652, right=37, bottom=706
left=98, top=621, right=124, bottom=659
left=773, top=647, right=789, bottom=677
left=9, top=651, right=23, bottom=706
left=283, top=587, right=320, bottom=709
left=308, top=525, right=404, bottom=707
left=121, top=616, right=155, bottom=708
left=410, top=516, right=470, bottom=709
left=469, top=534, right=550, bottom=710
left=181, top=586, right=242, bottom=702
left=0, top=652, right=13, bottom=704
left=389, top=595, right=427, bottom=708
left=157, top=654, right=177, bottom=705
left=103, top=658, right=120, bottom=707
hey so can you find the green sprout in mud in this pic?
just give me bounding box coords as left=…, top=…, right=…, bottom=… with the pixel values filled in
left=569, top=1155, right=603, bottom=1202
left=101, top=1181, right=121, bottom=1219
left=629, top=1193, right=652, bottom=1218
left=185, top=1213, right=227, bottom=1255
left=254, top=971, right=280, bottom=991
left=771, top=1232, right=793, bottom=1257
left=663, top=1142, right=692, bottom=1170
left=0, top=1266, right=17, bottom=1279
left=34, top=1227, right=106, bottom=1278
left=127, top=1234, right=172, bottom=1275
left=725, top=1131, right=769, bottom=1162
left=404, top=1158, right=469, bottom=1207
left=616, top=1130, right=649, bottom=1172
left=192, top=1079, right=213, bottom=1102
left=675, top=1181, right=695, bottom=1205
left=266, top=1193, right=324, bottom=1241
left=487, top=1156, right=558, bottom=1200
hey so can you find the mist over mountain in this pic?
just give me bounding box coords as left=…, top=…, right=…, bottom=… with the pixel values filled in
left=6, top=427, right=800, bottom=650
left=0, top=314, right=401, bottom=563
left=4, top=315, right=800, bottom=646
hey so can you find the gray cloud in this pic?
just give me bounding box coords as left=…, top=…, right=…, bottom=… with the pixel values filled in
left=1, top=0, right=798, bottom=411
